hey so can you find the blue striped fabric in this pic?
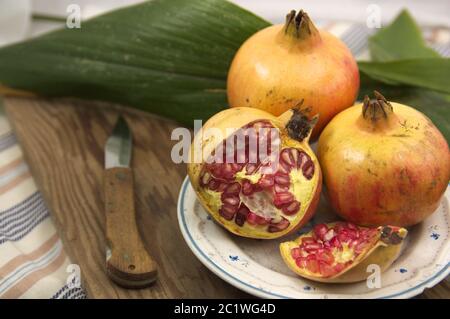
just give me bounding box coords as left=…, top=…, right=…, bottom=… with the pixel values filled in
left=0, top=132, right=16, bottom=152
left=0, top=241, right=63, bottom=294
left=0, top=107, right=88, bottom=299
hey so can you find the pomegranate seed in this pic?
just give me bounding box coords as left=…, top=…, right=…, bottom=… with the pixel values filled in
left=219, top=204, right=237, bottom=220
left=258, top=175, right=274, bottom=188
left=316, top=250, right=335, bottom=265
left=349, top=238, right=363, bottom=249
left=230, top=163, right=243, bottom=172
left=313, top=224, right=329, bottom=241
left=222, top=163, right=236, bottom=180
left=296, top=151, right=309, bottom=169
left=282, top=200, right=300, bottom=215
left=224, top=182, right=241, bottom=195
left=246, top=212, right=258, bottom=225
left=217, top=183, right=228, bottom=192
left=268, top=217, right=290, bottom=233
left=346, top=222, right=358, bottom=230
left=273, top=192, right=294, bottom=207
left=222, top=195, right=240, bottom=207
left=274, top=173, right=290, bottom=186
left=295, top=257, right=308, bottom=268
left=334, top=263, right=345, bottom=273
left=306, top=258, right=319, bottom=273
left=235, top=205, right=250, bottom=227
left=346, top=229, right=359, bottom=240
left=355, top=240, right=369, bottom=254
left=319, top=261, right=337, bottom=277
left=246, top=163, right=259, bottom=174
left=302, top=160, right=315, bottom=180
left=211, top=165, right=223, bottom=178
left=290, top=149, right=299, bottom=165
left=256, top=215, right=270, bottom=225
left=274, top=184, right=289, bottom=193
left=207, top=178, right=220, bottom=190
left=303, top=242, right=323, bottom=253
left=338, top=232, right=350, bottom=243
left=277, top=163, right=290, bottom=175
left=291, top=248, right=301, bottom=259
left=280, top=148, right=295, bottom=167
left=252, top=184, right=263, bottom=193
left=306, top=254, right=316, bottom=261
left=246, top=212, right=269, bottom=225
left=323, top=229, right=335, bottom=241
left=330, top=236, right=342, bottom=249
left=241, top=179, right=254, bottom=196
left=251, top=120, right=273, bottom=130
left=301, top=237, right=315, bottom=245
left=333, top=222, right=346, bottom=233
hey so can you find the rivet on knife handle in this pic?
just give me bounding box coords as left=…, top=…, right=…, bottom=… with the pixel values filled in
left=104, top=167, right=157, bottom=288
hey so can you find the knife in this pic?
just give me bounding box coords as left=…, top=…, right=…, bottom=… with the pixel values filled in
left=104, top=116, right=157, bottom=288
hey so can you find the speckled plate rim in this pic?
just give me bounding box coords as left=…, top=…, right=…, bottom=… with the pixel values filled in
left=178, top=176, right=450, bottom=299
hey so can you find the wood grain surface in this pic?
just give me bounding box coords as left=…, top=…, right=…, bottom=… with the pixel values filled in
left=3, top=97, right=449, bottom=299
left=4, top=97, right=248, bottom=299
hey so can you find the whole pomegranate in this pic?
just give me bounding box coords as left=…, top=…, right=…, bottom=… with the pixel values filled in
left=280, top=222, right=407, bottom=283
left=188, top=107, right=322, bottom=239
left=227, top=10, right=359, bottom=138
left=318, top=91, right=450, bottom=227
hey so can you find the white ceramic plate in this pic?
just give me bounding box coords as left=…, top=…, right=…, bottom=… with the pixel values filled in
left=178, top=176, right=450, bottom=299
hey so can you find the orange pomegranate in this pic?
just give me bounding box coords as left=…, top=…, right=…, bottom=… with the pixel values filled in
left=227, top=10, right=359, bottom=138
left=318, top=91, right=450, bottom=227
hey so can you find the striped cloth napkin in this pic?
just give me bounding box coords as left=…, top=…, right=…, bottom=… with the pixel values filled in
left=0, top=103, right=87, bottom=299
left=0, top=21, right=448, bottom=299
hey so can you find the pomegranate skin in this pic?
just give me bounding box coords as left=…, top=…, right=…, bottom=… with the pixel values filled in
left=227, top=11, right=359, bottom=139
left=318, top=96, right=450, bottom=227
left=188, top=107, right=322, bottom=239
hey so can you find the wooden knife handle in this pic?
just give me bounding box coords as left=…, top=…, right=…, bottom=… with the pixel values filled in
left=104, top=167, right=157, bottom=288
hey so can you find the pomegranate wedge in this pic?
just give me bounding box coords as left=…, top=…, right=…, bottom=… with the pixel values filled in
left=188, top=107, right=321, bottom=239
left=280, top=222, right=407, bottom=283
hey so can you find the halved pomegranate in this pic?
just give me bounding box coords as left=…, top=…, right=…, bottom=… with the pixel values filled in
left=188, top=107, right=321, bottom=239
left=280, top=222, right=407, bottom=282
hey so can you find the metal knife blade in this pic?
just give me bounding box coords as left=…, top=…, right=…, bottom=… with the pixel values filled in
left=105, top=116, right=132, bottom=169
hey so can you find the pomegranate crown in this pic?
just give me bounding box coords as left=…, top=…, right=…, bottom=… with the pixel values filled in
left=362, top=91, right=394, bottom=122
left=285, top=108, right=317, bottom=142
left=284, top=9, right=319, bottom=40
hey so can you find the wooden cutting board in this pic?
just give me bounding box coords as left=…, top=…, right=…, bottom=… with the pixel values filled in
left=3, top=97, right=448, bottom=299
left=3, top=96, right=248, bottom=299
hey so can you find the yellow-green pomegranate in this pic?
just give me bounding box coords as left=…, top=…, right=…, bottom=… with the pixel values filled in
left=188, top=107, right=322, bottom=239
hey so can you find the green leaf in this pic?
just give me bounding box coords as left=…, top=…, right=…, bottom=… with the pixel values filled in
left=359, top=74, right=450, bottom=143
left=0, top=0, right=270, bottom=126
left=369, top=10, right=440, bottom=61
left=358, top=58, right=450, bottom=94
left=361, top=10, right=450, bottom=144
